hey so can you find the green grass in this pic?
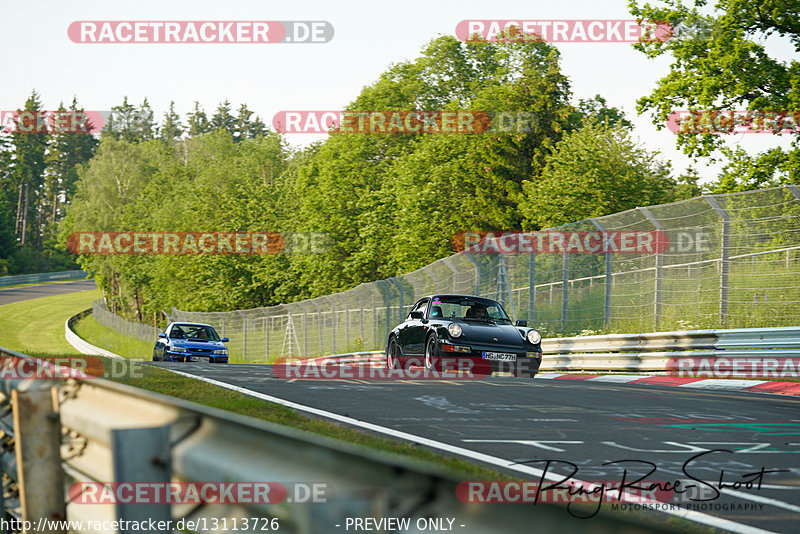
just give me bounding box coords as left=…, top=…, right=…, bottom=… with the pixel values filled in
left=0, top=288, right=100, bottom=354
left=72, top=314, right=154, bottom=359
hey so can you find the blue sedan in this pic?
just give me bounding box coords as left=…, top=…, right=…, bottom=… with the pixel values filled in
left=153, top=322, right=229, bottom=363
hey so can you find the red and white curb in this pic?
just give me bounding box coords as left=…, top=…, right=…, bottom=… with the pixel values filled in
left=537, top=373, right=800, bottom=396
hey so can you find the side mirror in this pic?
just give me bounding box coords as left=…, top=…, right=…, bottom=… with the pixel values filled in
left=410, top=311, right=424, bottom=320
left=515, top=320, right=528, bottom=327
left=221, top=337, right=229, bottom=343
left=158, top=333, right=167, bottom=339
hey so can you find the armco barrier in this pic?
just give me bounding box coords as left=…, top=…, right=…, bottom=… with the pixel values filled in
left=539, top=326, right=800, bottom=375
left=65, top=309, right=124, bottom=360
left=0, top=345, right=666, bottom=534
left=260, top=326, right=800, bottom=377
left=0, top=269, right=87, bottom=287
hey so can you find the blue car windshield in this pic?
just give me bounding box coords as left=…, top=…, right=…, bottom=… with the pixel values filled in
left=430, top=297, right=511, bottom=323
left=171, top=324, right=220, bottom=341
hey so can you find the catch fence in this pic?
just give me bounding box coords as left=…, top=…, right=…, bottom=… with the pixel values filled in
left=94, top=186, right=800, bottom=363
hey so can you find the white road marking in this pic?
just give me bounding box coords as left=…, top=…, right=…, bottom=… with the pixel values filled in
left=163, top=367, right=781, bottom=534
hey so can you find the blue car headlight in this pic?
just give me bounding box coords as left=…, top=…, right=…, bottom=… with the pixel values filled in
left=212, top=349, right=228, bottom=355
left=170, top=346, right=188, bottom=353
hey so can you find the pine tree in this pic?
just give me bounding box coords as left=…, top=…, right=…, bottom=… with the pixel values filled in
left=187, top=101, right=210, bottom=136
left=160, top=101, right=183, bottom=144
left=137, top=98, right=157, bottom=141
left=10, top=91, right=48, bottom=247
left=210, top=100, right=236, bottom=135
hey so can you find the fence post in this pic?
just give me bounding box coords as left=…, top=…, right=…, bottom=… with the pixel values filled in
left=638, top=207, right=665, bottom=330
left=461, top=252, right=482, bottom=296
left=265, top=316, right=270, bottom=361
left=304, top=310, right=308, bottom=357
left=561, top=251, right=569, bottom=333
left=241, top=312, right=248, bottom=361
left=375, top=280, right=392, bottom=346
left=705, top=196, right=730, bottom=325
left=590, top=219, right=612, bottom=327
left=528, top=251, right=536, bottom=323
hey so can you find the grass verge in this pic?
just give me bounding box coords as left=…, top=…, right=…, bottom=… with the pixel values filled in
left=0, top=288, right=100, bottom=354
left=72, top=314, right=154, bottom=359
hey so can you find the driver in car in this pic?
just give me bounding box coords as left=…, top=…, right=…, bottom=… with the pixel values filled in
left=465, top=306, right=489, bottom=319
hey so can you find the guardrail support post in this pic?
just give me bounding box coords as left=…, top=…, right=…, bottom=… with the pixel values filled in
left=12, top=385, right=66, bottom=533
left=112, top=426, right=172, bottom=532
left=638, top=207, right=664, bottom=330
left=705, top=196, right=730, bottom=325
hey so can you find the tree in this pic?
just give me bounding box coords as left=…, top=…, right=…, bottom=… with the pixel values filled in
left=46, top=97, right=98, bottom=233
left=210, top=100, right=236, bottom=135
left=160, top=101, right=183, bottom=144
left=520, top=122, right=677, bottom=229
left=629, top=0, right=800, bottom=189
left=10, top=91, right=48, bottom=247
left=234, top=103, right=266, bottom=141
left=186, top=101, right=210, bottom=136
left=576, top=95, right=632, bottom=130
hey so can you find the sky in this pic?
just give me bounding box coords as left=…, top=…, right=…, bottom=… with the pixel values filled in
left=3, top=0, right=795, bottom=185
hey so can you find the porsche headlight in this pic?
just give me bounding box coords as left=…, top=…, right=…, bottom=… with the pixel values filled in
left=526, top=329, right=542, bottom=344
left=447, top=323, right=463, bottom=338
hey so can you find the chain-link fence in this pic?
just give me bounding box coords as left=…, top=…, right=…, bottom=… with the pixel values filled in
left=93, top=186, right=800, bottom=363
left=92, top=298, right=158, bottom=342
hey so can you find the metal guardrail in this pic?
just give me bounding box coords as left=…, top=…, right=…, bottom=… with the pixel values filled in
left=0, top=270, right=87, bottom=287
left=0, top=345, right=662, bottom=534
left=290, top=326, right=800, bottom=377
left=539, top=326, right=800, bottom=373
left=65, top=310, right=125, bottom=360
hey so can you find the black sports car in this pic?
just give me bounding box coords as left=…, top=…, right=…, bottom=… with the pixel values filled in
left=385, top=294, right=542, bottom=378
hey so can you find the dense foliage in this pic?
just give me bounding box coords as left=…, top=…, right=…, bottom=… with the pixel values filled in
left=6, top=0, right=796, bottom=318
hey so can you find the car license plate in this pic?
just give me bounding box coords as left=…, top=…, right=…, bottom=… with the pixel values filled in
left=482, top=352, right=516, bottom=361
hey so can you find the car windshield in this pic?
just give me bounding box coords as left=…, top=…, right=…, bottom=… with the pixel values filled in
left=171, top=324, right=220, bottom=341
left=429, top=296, right=511, bottom=323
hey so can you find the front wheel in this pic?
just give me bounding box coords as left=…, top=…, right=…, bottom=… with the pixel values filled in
left=386, top=337, right=399, bottom=369
left=152, top=348, right=160, bottom=362
left=424, top=336, right=437, bottom=370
